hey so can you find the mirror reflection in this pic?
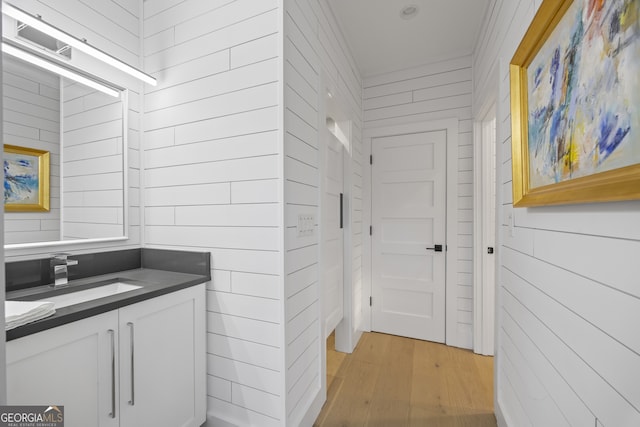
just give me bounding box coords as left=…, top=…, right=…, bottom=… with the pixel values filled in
left=3, top=54, right=126, bottom=246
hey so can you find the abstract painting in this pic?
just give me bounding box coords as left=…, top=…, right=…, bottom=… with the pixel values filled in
left=4, top=145, right=50, bottom=212
left=510, top=0, right=640, bottom=206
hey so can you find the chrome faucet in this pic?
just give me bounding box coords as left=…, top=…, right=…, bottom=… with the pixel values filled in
left=51, top=253, right=79, bottom=288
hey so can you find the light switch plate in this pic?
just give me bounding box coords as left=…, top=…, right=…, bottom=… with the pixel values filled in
left=297, top=214, right=315, bottom=237
left=508, top=211, right=515, bottom=237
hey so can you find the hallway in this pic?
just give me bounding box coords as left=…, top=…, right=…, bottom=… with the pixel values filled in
left=315, top=332, right=495, bottom=426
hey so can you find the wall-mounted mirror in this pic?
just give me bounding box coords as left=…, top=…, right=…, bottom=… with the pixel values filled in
left=3, top=52, right=128, bottom=247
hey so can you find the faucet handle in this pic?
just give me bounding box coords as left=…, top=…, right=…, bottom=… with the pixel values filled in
left=51, top=253, right=78, bottom=265
left=50, top=253, right=78, bottom=288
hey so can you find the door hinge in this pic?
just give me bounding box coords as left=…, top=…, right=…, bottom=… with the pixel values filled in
left=370, top=154, right=373, bottom=165
left=369, top=225, right=372, bottom=236
left=369, top=296, right=372, bottom=306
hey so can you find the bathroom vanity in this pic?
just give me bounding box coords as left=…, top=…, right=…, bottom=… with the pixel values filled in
left=2, top=4, right=208, bottom=427
left=4, top=249, right=210, bottom=427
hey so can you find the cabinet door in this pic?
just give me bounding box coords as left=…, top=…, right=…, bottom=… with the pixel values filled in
left=119, top=284, right=206, bottom=427
left=7, top=311, right=120, bottom=427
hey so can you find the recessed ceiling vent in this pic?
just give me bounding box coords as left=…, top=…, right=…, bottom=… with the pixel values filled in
left=17, top=20, right=71, bottom=59
left=400, top=5, right=419, bottom=20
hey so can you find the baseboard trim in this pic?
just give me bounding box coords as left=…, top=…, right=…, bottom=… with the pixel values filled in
left=495, top=399, right=510, bottom=427
left=297, top=387, right=324, bottom=426
left=205, top=413, right=238, bottom=427
left=353, top=328, right=363, bottom=351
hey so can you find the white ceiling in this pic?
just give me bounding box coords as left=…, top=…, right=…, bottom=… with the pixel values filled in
left=327, top=0, right=491, bottom=78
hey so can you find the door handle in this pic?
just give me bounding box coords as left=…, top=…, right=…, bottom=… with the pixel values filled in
left=426, top=244, right=443, bottom=252
left=108, top=329, right=116, bottom=419
left=127, top=322, right=135, bottom=406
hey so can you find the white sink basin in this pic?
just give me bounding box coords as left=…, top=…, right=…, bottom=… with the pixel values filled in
left=39, top=282, right=142, bottom=309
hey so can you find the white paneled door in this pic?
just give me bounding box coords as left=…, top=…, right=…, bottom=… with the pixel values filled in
left=323, top=132, right=345, bottom=338
left=372, top=130, right=447, bottom=342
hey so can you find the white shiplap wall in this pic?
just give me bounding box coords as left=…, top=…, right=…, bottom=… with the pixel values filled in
left=62, top=82, right=125, bottom=240
left=363, top=56, right=474, bottom=348
left=3, top=59, right=60, bottom=245
left=283, top=0, right=321, bottom=422
left=4, top=0, right=141, bottom=260
left=473, top=1, right=640, bottom=426
left=283, top=0, right=363, bottom=424
left=142, top=1, right=284, bottom=426
left=284, top=0, right=362, bottom=425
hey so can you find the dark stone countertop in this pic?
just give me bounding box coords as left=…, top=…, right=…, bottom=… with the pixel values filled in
left=6, top=268, right=210, bottom=341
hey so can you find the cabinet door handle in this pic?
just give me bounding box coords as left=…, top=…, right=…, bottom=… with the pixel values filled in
left=127, top=322, right=135, bottom=406
left=108, top=329, right=116, bottom=419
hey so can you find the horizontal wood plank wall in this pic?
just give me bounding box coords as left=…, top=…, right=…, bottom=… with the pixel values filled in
left=283, top=0, right=363, bottom=424
left=62, top=82, right=125, bottom=240
left=5, top=0, right=141, bottom=261
left=3, top=60, right=61, bottom=245
left=363, top=56, right=474, bottom=349
left=283, top=0, right=321, bottom=423
left=473, top=1, right=640, bottom=426
left=143, top=1, right=283, bottom=425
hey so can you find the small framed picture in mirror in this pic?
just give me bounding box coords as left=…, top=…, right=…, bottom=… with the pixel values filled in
left=4, top=144, right=50, bottom=212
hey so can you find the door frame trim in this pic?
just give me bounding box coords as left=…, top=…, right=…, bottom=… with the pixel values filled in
left=473, top=58, right=500, bottom=356
left=363, top=118, right=460, bottom=346
left=320, top=73, right=360, bottom=355
left=473, top=101, right=497, bottom=355
left=321, top=134, right=348, bottom=339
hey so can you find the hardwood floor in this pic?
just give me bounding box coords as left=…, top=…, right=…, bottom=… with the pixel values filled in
left=314, top=332, right=496, bottom=427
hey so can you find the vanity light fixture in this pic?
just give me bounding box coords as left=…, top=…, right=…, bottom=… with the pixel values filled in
left=2, top=2, right=157, bottom=86
left=2, top=42, right=121, bottom=97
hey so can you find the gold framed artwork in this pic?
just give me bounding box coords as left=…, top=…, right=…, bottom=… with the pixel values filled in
left=510, top=0, right=640, bottom=207
left=4, top=144, right=50, bottom=212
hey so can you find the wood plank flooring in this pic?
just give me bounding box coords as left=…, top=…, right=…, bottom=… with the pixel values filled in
left=314, top=332, right=496, bottom=427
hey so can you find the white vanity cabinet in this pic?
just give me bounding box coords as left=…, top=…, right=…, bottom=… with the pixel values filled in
left=6, top=284, right=206, bottom=427
left=118, top=285, right=206, bottom=427
left=7, top=310, right=120, bottom=427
